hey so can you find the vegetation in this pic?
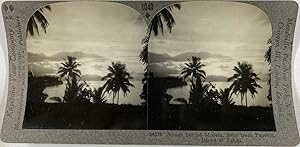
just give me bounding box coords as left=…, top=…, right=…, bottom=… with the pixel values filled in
left=265, top=38, right=272, bottom=101
left=27, top=6, right=51, bottom=36
left=181, top=56, right=206, bottom=83
left=227, top=61, right=262, bottom=106
left=57, top=56, right=81, bottom=81
left=140, top=4, right=181, bottom=63
left=102, top=62, right=135, bottom=105
left=25, top=3, right=275, bottom=130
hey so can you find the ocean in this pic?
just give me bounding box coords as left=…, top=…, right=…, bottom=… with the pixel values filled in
left=44, top=81, right=271, bottom=107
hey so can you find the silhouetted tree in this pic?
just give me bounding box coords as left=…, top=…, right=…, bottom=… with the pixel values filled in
left=265, top=38, right=272, bottom=101
left=227, top=62, right=262, bottom=106
left=25, top=71, right=48, bottom=117
left=27, top=6, right=51, bottom=36
left=189, top=78, right=210, bottom=105
left=140, top=4, right=181, bottom=63
left=63, top=77, right=85, bottom=103
left=102, top=62, right=134, bottom=105
left=147, top=72, right=173, bottom=129
left=92, top=87, right=107, bottom=104
left=219, top=88, right=235, bottom=106
left=181, top=56, right=206, bottom=84
left=57, top=56, right=81, bottom=81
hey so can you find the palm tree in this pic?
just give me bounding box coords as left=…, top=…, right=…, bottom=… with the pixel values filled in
left=27, top=6, right=51, bottom=36
left=140, top=4, right=181, bottom=63
left=63, top=77, right=85, bottom=103
left=189, top=78, right=210, bottom=105
left=265, top=38, right=272, bottom=101
left=102, top=62, right=135, bottom=105
left=181, top=56, right=206, bottom=83
left=219, top=88, right=235, bottom=106
left=265, top=38, right=272, bottom=64
left=92, top=87, right=107, bottom=104
left=57, top=56, right=81, bottom=81
left=227, top=62, right=262, bottom=106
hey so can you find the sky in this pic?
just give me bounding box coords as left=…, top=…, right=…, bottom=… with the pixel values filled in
left=27, top=2, right=146, bottom=81
left=148, top=1, right=272, bottom=82
left=26, top=1, right=272, bottom=106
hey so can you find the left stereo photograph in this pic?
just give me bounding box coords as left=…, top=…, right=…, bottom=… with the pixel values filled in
left=24, top=1, right=148, bottom=129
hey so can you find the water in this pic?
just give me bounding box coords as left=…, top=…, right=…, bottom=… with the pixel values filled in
left=167, top=82, right=271, bottom=107
left=44, top=81, right=271, bottom=107
left=44, top=81, right=143, bottom=105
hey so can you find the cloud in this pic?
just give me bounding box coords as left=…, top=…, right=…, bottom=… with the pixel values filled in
left=93, top=64, right=105, bottom=70
left=28, top=51, right=106, bottom=62
left=29, top=63, right=56, bottom=76
left=149, top=51, right=230, bottom=63
left=28, top=52, right=48, bottom=62
left=206, top=75, right=228, bottom=82
left=48, top=51, right=105, bottom=61
left=81, top=74, right=102, bottom=81
left=148, top=52, right=173, bottom=63
left=148, top=63, right=180, bottom=77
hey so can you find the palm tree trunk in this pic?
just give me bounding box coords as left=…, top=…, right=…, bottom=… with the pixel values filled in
left=241, top=93, right=243, bottom=106
left=245, top=94, right=248, bottom=107
left=189, top=76, right=194, bottom=105
left=117, top=91, right=120, bottom=105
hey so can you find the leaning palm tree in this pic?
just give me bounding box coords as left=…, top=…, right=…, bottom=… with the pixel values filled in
left=27, top=6, right=51, bottom=36
left=140, top=4, right=181, bottom=63
left=227, top=62, right=262, bottom=106
left=102, top=62, right=135, bottom=105
left=181, top=56, right=206, bottom=83
left=57, top=56, right=81, bottom=81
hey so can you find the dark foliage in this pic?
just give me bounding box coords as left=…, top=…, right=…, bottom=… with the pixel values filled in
left=27, top=6, right=51, bottom=36
left=227, top=61, right=262, bottom=106
left=265, top=38, right=272, bottom=101
left=140, top=4, right=181, bottom=63
left=25, top=71, right=49, bottom=118
left=102, top=61, right=134, bottom=105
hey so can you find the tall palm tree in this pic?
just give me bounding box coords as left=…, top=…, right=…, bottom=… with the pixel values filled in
left=227, top=62, right=262, bottom=106
left=102, top=62, right=134, bottom=105
left=140, top=4, right=181, bottom=63
left=27, top=6, right=51, bottom=36
left=181, top=56, right=206, bottom=83
left=57, top=56, right=81, bottom=81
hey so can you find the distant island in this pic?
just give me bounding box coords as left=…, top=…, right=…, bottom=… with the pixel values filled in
left=36, top=76, right=63, bottom=87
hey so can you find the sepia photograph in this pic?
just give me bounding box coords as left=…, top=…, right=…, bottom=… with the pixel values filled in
left=23, top=2, right=148, bottom=129
left=2, top=0, right=300, bottom=145
left=23, top=1, right=276, bottom=131
left=147, top=1, right=275, bottom=130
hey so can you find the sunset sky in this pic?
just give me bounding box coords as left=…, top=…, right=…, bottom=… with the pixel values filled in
left=27, top=2, right=146, bottom=81
left=148, top=1, right=271, bottom=82
left=27, top=1, right=271, bottom=82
